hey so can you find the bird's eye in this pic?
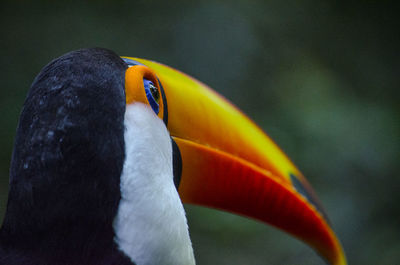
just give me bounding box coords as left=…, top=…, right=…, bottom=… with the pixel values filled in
left=143, top=79, right=160, bottom=114
left=124, top=64, right=165, bottom=121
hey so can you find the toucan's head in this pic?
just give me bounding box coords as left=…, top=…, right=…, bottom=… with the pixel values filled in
left=0, top=48, right=346, bottom=265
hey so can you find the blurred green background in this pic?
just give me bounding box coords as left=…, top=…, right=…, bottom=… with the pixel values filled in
left=0, top=1, right=399, bottom=264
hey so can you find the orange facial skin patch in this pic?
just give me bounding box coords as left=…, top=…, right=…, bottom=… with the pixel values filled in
left=125, top=65, right=164, bottom=121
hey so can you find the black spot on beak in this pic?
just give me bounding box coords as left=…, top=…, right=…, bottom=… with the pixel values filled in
left=172, top=138, right=182, bottom=190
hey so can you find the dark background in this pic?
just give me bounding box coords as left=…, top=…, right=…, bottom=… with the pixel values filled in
left=1, top=1, right=399, bottom=264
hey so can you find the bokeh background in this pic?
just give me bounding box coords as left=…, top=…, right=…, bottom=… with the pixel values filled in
left=1, top=1, right=398, bottom=264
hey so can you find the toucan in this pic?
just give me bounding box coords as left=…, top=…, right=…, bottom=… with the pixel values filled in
left=0, top=48, right=346, bottom=265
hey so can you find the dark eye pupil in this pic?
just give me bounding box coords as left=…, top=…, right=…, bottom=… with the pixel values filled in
left=149, top=83, right=160, bottom=103
left=143, top=79, right=160, bottom=114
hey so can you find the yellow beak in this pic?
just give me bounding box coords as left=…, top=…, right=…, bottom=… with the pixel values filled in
left=124, top=57, right=347, bottom=265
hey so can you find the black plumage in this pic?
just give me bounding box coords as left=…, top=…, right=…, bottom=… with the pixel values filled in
left=0, top=48, right=135, bottom=265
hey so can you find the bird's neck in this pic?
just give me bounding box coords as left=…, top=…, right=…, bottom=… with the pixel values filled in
left=113, top=104, right=195, bottom=265
left=0, top=163, right=132, bottom=264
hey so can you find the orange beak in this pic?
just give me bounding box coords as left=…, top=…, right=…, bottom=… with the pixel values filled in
left=124, top=57, right=347, bottom=265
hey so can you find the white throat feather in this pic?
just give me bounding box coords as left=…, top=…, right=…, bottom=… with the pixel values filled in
left=113, top=103, right=195, bottom=265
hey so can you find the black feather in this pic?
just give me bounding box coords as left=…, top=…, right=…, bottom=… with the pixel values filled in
left=0, top=48, right=135, bottom=265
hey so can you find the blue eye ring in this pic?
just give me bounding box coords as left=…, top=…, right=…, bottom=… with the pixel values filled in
left=143, top=79, right=160, bottom=114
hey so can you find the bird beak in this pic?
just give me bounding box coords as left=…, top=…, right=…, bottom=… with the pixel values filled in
left=124, top=57, right=347, bottom=265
